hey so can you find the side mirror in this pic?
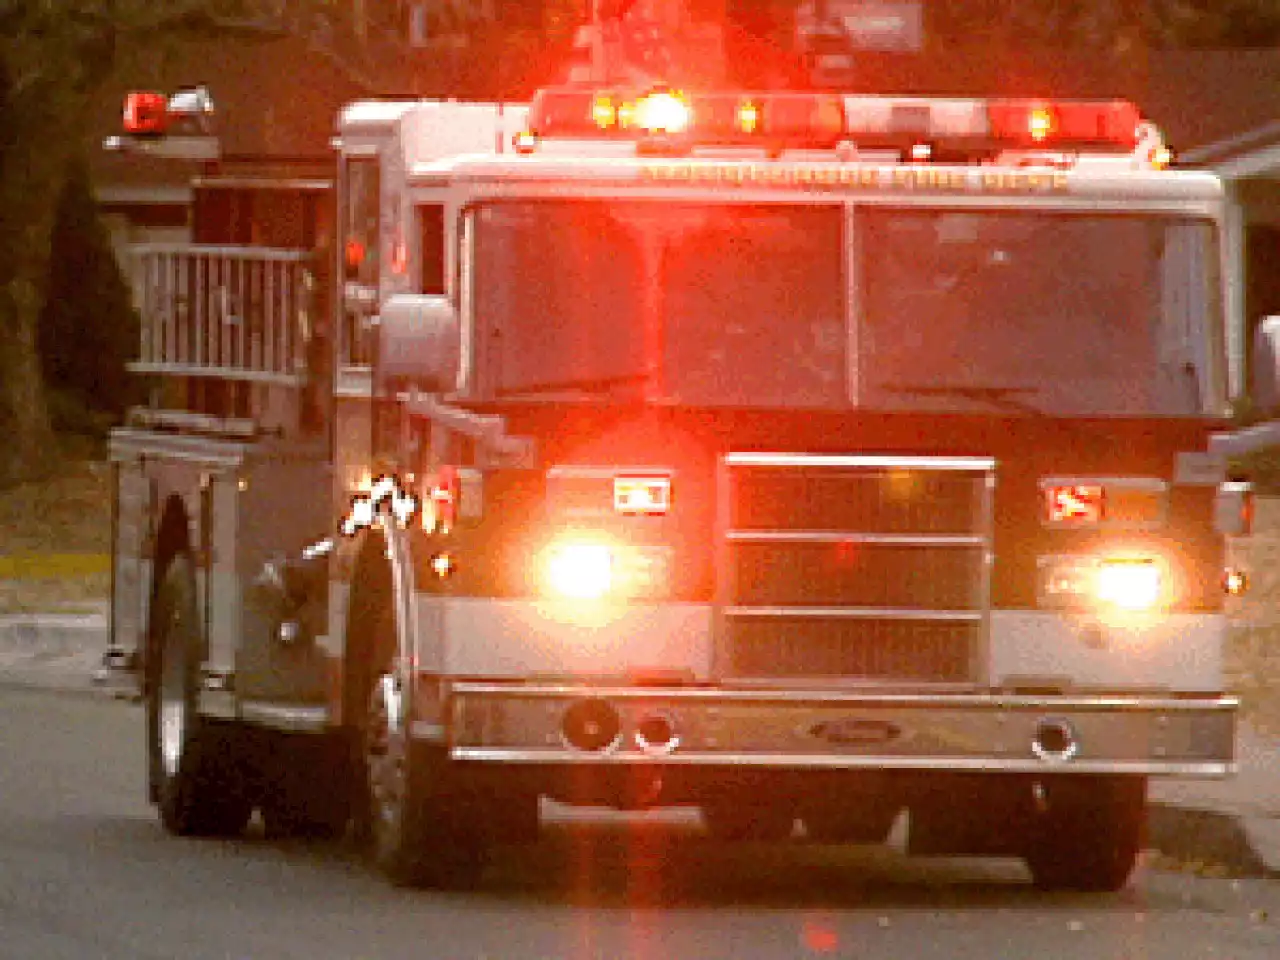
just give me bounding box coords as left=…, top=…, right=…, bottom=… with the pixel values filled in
left=1250, top=315, right=1280, bottom=415
left=376, top=294, right=461, bottom=397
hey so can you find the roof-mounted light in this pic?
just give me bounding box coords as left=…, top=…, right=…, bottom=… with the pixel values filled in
left=121, top=86, right=216, bottom=137
left=123, top=91, right=169, bottom=135
left=631, top=90, right=690, bottom=135
left=527, top=87, right=846, bottom=147
left=987, top=99, right=1140, bottom=148
left=1028, top=106, right=1055, bottom=142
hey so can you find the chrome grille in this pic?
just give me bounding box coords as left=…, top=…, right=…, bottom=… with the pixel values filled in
left=719, top=454, right=995, bottom=683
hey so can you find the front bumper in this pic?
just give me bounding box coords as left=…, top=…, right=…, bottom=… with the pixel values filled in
left=444, top=684, right=1237, bottom=777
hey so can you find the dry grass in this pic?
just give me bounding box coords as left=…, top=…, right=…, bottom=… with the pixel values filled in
left=1225, top=498, right=1280, bottom=735
left=0, top=457, right=112, bottom=614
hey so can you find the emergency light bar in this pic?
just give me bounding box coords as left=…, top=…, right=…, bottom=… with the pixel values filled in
left=521, top=86, right=1156, bottom=160
left=122, top=86, right=216, bottom=137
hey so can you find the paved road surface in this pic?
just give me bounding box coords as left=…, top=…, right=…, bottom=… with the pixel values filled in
left=2, top=686, right=1278, bottom=960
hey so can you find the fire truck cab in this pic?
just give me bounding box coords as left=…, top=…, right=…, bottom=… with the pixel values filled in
left=108, top=81, right=1242, bottom=892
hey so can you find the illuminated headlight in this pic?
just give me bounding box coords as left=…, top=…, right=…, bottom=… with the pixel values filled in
left=546, top=544, right=614, bottom=600
left=540, top=539, right=671, bottom=601
left=1038, top=554, right=1167, bottom=612
left=1094, top=558, right=1162, bottom=611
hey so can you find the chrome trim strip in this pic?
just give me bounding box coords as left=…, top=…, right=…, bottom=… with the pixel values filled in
left=725, top=531, right=986, bottom=546
left=449, top=684, right=1239, bottom=712
left=449, top=748, right=1234, bottom=777
left=238, top=701, right=330, bottom=732
left=724, top=453, right=997, bottom=471
left=725, top=606, right=983, bottom=621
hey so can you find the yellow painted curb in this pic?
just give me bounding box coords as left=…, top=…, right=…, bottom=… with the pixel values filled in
left=0, top=554, right=111, bottom=579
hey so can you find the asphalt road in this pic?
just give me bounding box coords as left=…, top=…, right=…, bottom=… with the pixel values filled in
left=2, top=686, right=1279, bottom=960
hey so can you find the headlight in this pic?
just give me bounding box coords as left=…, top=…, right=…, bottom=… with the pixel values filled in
left=539, top=538, right=671, bottom=601
left=1094, top=558, right=1161, bottom=611
left=1038, top=553, right=1168, bottom=613
left=545, top=543, right=614, bottom=600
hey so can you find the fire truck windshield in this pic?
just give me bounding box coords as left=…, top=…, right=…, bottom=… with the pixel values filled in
left=476, top=201, right=845, bottom=406
left=471, top=201, right=1219, bottom=416
left=859, top=211, right=1219, bottom=417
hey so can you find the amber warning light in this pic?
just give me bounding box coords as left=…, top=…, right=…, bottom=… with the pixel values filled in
left=614, top=476, right=672, bottom=515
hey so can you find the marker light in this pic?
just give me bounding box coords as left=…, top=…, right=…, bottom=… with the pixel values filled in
left=512, top=130, right=538, bottom=153
left=1224, top=568, right=1249, bottom=597
left=1095, top=558, right=1162, bottom=611
left=592, top=95, right=617, bottom=130
left=1028, top=106, right=1055, bottom=142
left=614, top=476, right=671, bottom=515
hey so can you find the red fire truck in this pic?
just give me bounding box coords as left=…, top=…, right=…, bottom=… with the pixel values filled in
left=106, top=79, right=1246, bottom=892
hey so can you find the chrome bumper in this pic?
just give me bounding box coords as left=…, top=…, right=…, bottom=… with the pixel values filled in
left=444, top=684, right=1237, bottom=778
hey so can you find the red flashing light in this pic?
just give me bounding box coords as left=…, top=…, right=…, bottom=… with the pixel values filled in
left=1045, top=485, right=1105, bottom=525
left=123, top=91, right=169, bottom=136
left=988, top=99, right=1141, bottom=147
left=528, top=87, right=846, bottom=146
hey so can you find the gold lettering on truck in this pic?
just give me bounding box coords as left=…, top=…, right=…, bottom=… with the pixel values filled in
left=641, top=163, right=1068, bottom=193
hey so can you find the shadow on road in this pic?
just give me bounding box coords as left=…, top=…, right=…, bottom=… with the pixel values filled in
left=63, top=810, right=1171, bottom=914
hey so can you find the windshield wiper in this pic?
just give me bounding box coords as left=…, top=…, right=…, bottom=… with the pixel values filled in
left=886, top=384, right=1046, bottom=416
left=494, top=372, right=651, bottom=400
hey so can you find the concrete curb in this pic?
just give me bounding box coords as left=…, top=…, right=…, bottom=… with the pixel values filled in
left=2, top=611, right=1278, bottom=879
left=0, top=611, right=110, bottom=693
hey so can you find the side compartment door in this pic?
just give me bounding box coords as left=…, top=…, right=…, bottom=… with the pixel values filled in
left=109, top=458, right=153, bottom=679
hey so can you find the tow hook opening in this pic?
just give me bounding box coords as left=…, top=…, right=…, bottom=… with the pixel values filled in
left=560, top=697, right=622, bottom=753
left=634, top=712, right=680, bottom=756
left=1031, top=717, right=1079, bottom=763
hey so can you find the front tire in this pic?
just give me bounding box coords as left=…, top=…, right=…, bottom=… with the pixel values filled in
left=362, top=671, right=486, bottom=887
left=146, top=555, right=252, bottom=837
left=1023, top=775, right=1147, bottom=892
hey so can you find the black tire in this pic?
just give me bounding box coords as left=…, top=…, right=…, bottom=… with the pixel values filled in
left=257, top=731, right=353, bottom=840
left=1023, top=775, right=1147, bottom=892
left=361, top=670, right=486, bottom=887
left=146, top=555, right=253, bottom=837
left=702, top=797, right=796, bottom=842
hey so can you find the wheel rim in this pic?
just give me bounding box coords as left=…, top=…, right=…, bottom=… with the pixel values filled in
left=365, top=673, right=408, bottom=839
left=158, top=606, right=188, bottom=778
